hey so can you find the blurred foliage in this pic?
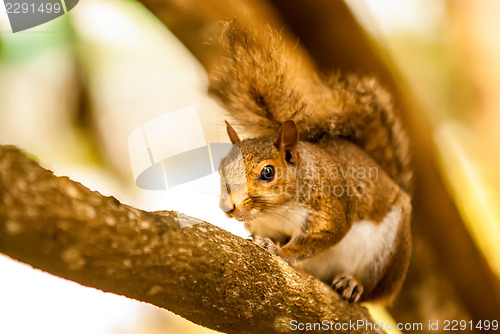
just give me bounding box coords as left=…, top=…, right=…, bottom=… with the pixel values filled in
left=1, top=16, right=73, bottom=63
left=385, top=33, right=475, bottom=124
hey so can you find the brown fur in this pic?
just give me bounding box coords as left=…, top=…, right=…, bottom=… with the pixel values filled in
left=210, top=20, right=412, bottom=193
left=361, top=191, right=412, bottom=303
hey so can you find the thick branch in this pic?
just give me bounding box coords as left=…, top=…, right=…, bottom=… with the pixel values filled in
left=0, top=146, right=380, bottom=334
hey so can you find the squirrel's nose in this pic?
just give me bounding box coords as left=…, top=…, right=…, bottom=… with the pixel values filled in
left=220, top=196, right=235, bottom=215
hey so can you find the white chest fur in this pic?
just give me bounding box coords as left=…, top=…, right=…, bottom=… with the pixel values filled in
left=295, top=206, right=402, bottom=287
left=244, top=203, right=309, bottom=243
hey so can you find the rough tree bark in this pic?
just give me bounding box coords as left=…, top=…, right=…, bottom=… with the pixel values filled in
left=0, top=145, right=382, bottom=334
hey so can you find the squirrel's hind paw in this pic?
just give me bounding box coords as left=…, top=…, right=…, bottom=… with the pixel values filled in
left=332, top=273, right=364, bottom=303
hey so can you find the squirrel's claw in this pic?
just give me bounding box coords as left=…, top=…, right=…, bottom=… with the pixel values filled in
left=250, top=235, right=281, bottom=256
left=332, top=273, right=364, bottom=303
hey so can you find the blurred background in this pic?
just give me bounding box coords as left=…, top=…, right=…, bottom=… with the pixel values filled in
left=0, top=0, right=499, bottom=333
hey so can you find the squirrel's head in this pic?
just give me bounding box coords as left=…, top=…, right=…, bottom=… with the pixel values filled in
left=219, top=120, right=299, bottom=221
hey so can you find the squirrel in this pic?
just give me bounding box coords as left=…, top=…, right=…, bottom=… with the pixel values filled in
left=210, top=20, right=412, bottom=304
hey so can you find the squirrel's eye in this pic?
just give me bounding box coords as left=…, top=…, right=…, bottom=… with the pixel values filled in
left=259, top=165, right=275, bottom=181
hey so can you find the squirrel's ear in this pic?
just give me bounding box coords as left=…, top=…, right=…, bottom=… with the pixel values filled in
left=276, top=120, right=299, bottom=164
left=225, top=120, right=241, bottom=145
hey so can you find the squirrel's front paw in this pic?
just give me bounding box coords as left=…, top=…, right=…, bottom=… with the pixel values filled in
left=332, top=273, right=364, bottom=303
left=250, top=235, right=281, bottom=256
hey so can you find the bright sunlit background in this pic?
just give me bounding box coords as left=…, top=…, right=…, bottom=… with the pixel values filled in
left=1, top=0, right=499, bottom=333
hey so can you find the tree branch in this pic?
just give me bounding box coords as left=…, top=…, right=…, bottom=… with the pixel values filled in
left=0, top=146, right=380, bottom=334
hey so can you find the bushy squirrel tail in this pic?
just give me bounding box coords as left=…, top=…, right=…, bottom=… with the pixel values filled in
left=209, top=20, right=412, bottom=193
